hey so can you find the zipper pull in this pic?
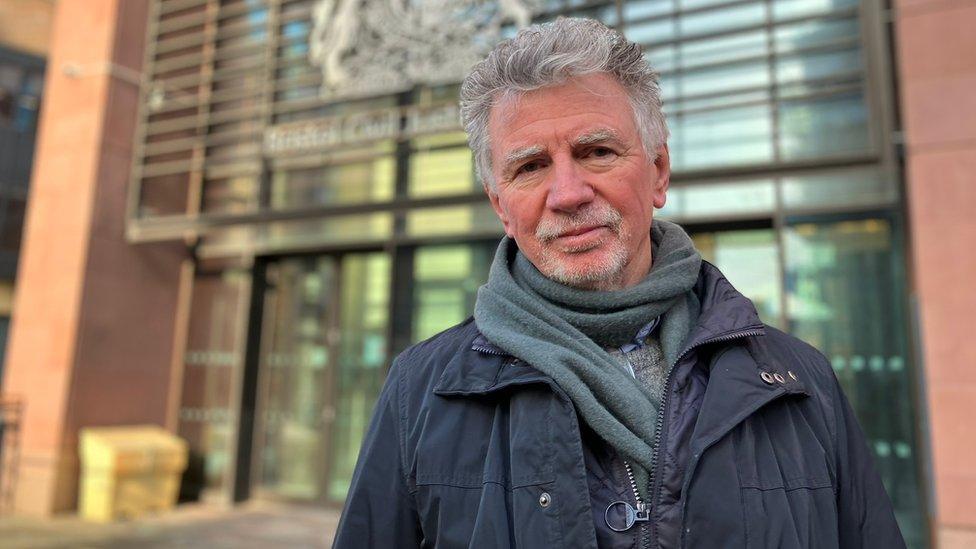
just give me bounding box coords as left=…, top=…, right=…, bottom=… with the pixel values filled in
left=635, top=501, right=650, bottom=521
left=605, top=500, right=652, bottom=532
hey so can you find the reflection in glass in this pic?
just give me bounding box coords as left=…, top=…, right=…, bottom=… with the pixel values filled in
left=405, top=203, right=501, bottom=238
left=691, top=229, right=783, bottom=328
left=778, top=92, right=869, bottom=160
left=781, top=168, right=897, bottom=210
left=773, top=0, right=858, bottom=21
left=671, top=105, right=774, bottom=170
left=258, top=257, right=337, bottom=501
left=413, top=244, right=492, bottom=342
left=409, top=133, right=476, bottom=198
left=784, top=218, right=925, bottom=548
left=328, top=253, right=391, bottom=500
left=659, top=180, right=775, bottom=221
left=679, top=1, right=765, bottom=36
left=256, top=252, right=390, bottom=503
left=271, top=156, right=395, bottom=209
left=629, top=0, right=870, bottom=173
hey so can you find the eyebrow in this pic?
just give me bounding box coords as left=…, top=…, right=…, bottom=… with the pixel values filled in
left=503, top=145, right=545, bottom=171
left=574, top=129, right=623, bottom=147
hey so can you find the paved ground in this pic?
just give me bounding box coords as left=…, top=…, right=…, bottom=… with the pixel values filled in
left=0, top=502, right=341, bottom=548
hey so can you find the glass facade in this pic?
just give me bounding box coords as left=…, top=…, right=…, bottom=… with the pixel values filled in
left=139, top=0, right=926, bottom=544
left=254, top=252, right=389, bottom=503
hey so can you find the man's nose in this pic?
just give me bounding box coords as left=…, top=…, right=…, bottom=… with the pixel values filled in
left=545, top=160, right=595, bottom=213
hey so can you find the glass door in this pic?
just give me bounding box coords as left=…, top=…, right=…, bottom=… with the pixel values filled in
left=253, top=252, right=390, bottom=504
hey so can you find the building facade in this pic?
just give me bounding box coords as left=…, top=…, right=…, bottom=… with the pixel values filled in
left=4, top=0, right=975, bottom=547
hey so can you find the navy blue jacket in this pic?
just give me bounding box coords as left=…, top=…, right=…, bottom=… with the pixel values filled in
left=333, top=262, right=905, bottom=548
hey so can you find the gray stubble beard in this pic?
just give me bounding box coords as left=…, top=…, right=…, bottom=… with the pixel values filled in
left=534, top=204, right=631, bottom=291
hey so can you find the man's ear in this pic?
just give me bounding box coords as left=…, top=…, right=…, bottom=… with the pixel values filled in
left=651, top=144, right=671, bottom=209
left=486, top=184, right=514, bottom=237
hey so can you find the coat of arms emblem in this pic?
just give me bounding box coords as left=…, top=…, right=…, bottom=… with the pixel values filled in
left=309, top=0, right=540, bottom=98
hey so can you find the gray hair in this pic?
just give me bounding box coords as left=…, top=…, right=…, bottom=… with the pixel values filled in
left=459, top=17, right=669, bottom=192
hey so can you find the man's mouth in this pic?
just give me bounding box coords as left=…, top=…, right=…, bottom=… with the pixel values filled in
left=550, top=225, right=611, bottom=251
left=556, top=225, right=607, bottom=239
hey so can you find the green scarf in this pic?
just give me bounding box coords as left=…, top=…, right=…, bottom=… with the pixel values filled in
left=474, top=220, right=702, bottom=498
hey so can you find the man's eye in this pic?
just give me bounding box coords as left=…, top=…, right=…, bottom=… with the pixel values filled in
left=590, top=147, right=616, bottom=158
left=518, top=161, right=543, bottom=174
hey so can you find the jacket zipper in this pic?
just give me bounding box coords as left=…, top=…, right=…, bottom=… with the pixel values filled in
left=471, top=343, right=508, bottom=356
left=476, top=326, right=766, bottom=548
left=622, top=460, right=651, bottom=548
left=644, top=326, right=765, bottom=548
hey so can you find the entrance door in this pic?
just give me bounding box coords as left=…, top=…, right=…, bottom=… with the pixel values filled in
left=252, top=252, right=390, bottom=504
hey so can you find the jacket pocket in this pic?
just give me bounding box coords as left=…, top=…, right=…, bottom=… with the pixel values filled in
left=414, top=390, right=555, bottom=489
left=413, top=390, right=558, bottom=547
left=732, top=400, right=838, bottom=549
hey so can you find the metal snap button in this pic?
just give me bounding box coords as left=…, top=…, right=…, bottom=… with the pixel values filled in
left=539, top=492, right=551, bottom=508
left=773, top=373, right=786, bottom=384
left=788, top=370, right=798, bottom=381
left=760, top=371, right=775, bottom=384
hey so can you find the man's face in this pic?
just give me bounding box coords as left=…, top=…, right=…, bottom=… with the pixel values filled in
left=486, top=73, right=670, bottom=291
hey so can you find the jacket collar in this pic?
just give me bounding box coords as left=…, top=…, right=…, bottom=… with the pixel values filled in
left=433, top=261, right=809, bottom=399
left=432, top=331, right=553, bottom=397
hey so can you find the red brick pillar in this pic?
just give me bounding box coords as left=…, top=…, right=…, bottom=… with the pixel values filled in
left=2, top=0, right=184, bottom=515
left=896, top=0, right=976, bottom=546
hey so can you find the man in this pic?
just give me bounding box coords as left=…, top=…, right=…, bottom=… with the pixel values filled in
left=333, top=18, right=905, bottom=548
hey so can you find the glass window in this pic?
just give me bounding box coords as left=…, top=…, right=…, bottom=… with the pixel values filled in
left=271, top=156, right=396, bottom=209
left=328, top=253, right=391, bottom=501
left=674, top=30, right=769, bottom=71
left=777, top=91, right=869, bottom=160
left=671, top=104, right=774, bottom=169
left=774, top=17, right=860, bottom=53
left=775, top=49, right=861, bottom=85
left=412, top=244, right=493, bottom=342
left=257, top=257, right=337, bottom=501
left=679, top=1, right=766, bottom=36
left=691, top=229, right=783, bottom=328
left=675, top=60, right=770, bottom=98
left=781, top=168, right=897, bottom=211
left=628, top=18, right=677, bottom=45
left=404, top=203, right=501, bottom=238
left=408, top=132, right=476, bottom=198
left=624, top=0, right=675, bottom=21
left=621, top=0, right=870, bottom=175
left=773, top=0, right=859, bottom=21
left=783, top=217, right=925, bottom=548
left=256, top=252, right=391, bottom=504
left=659, top=179, right=776, bottom=220
left=408, top=146, right=475, bottom=197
